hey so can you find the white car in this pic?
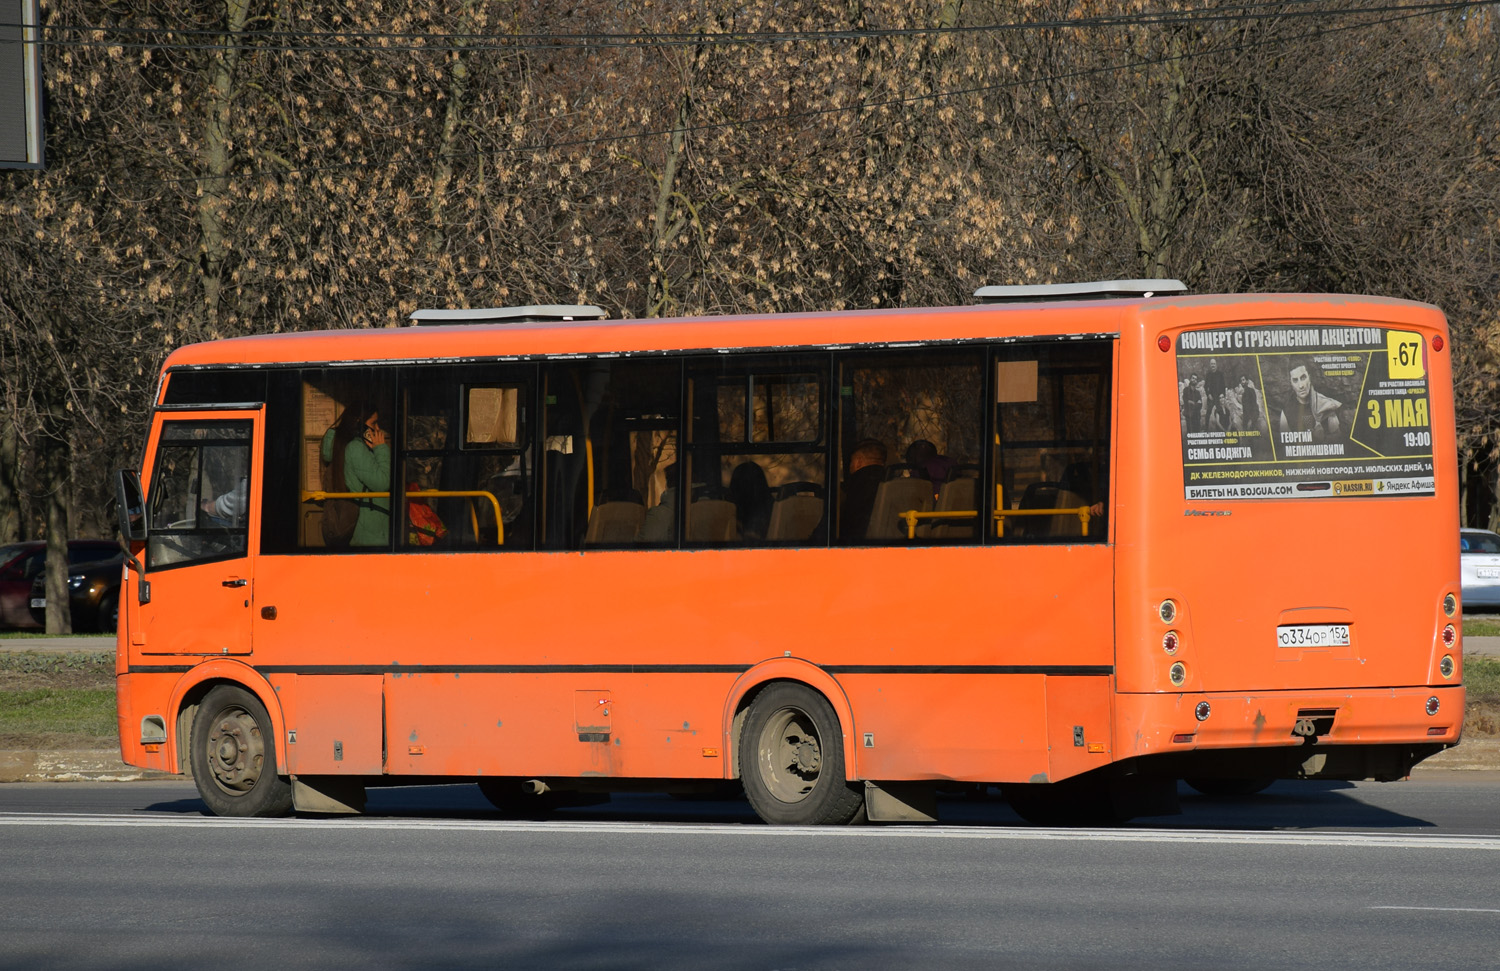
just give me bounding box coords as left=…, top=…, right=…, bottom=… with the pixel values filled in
left=1460, top=528, right=1500, bottom=610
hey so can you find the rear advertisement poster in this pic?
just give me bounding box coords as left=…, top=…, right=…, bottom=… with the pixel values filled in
left=1176, top=325, right=1434, bottom=500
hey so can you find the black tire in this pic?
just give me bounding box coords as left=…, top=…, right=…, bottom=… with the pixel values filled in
left=189, top=685, right=293, bottom=818
left=1183, top=777, right=1276, bottom=797
left=97, top=589, right=119, bottom=633
left=739, top=682, right=865, bottom=825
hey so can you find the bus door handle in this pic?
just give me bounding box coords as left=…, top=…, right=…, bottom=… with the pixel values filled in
left=222, top=578, right=248, bottom=588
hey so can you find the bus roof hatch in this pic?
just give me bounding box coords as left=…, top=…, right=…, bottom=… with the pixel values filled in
left=408, top=305, right=609, bottom=325
left=973, top=280, right=1187, bottom=303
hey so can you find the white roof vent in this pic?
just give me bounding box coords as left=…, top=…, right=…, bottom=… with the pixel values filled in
left=408, top=304, right=608, bottom=326
left=973, top=279, right=1187, bottom=303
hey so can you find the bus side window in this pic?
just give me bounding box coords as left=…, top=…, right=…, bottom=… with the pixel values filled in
left=684, top=355, right=829, bottom=547
left=836, top=348, right=984, bottom=545
left=296, top=368, right=395, bottom=551
left=542, top=359, right=681, bottom=551
left=399, top=369, right=535, bottom=551
left=992, top=342, right=1113, bottom=544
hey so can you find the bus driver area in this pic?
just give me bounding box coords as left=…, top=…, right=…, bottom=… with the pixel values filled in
left=111, top=284, right=1462, bottom=825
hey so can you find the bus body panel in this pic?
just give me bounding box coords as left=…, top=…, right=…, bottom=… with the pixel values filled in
left=120, top=544, right=1112, bottom=785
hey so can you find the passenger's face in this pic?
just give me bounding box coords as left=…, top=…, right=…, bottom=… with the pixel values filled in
left=1290, top=366, right=1311, bottom=403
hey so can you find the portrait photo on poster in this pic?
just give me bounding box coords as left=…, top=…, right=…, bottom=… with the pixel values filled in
left=1175, top=325, right=1434, bottom=501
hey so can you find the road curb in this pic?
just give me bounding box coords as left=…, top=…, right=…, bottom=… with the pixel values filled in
left=0, top=749, right=179, bottom=783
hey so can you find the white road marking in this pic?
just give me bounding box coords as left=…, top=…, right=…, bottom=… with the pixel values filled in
left=2, top=812, right=1499, bottom=849
left=1370, top=906, right=1500, bottom=914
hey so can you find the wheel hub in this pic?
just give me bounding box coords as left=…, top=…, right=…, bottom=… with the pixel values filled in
left=205, top=708, right=263, bottom=792
left=793, top=738, right=821, bottom=774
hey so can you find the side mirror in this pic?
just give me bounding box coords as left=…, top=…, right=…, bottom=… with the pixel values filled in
left=116, top=470, right=147, bottom=543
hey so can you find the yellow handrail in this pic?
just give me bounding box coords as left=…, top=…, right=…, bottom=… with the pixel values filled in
left=302, top=489, right=505, bottom=545
left=898, top=505, right=1092, bottom=539
left=899, top=509, right=981, bottom=539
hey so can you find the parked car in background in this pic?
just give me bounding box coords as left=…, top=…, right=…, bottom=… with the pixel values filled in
left=28, top=551, right=127, bottom=633
left=1462, top=528, right=1500, bottom=611
left=0, top=540, right=122, bottom=629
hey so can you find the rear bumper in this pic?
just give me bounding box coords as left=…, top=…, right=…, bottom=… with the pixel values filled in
left=1115, top=685, right=1463, bottom=779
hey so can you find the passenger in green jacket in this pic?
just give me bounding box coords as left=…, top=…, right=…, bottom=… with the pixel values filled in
left=322, top=403, right=392, bottom=546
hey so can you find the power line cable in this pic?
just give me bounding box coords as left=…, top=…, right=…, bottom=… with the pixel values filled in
left=3, top=0, right=1482, bottom=54
left=10, top=0, right=1482, bottom=194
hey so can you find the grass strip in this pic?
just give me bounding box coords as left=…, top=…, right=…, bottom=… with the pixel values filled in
left=1464, top=617, right=1500, bottom=638
left=0, top=688, right=116, bottom=737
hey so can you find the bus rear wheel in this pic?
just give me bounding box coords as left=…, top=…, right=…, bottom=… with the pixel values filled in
left=189, top=685, right=293, bottom=818
left=740, top=683, right=864, bottom=825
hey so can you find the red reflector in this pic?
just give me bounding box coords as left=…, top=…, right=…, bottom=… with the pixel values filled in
left=1158, top=335, right=1172, bottom=352
left=1432, top=334, right=1444, bottom=352
left=1172, top=733, right=1196, bottom=744
left=1427, top=727, right=1448, bottom=735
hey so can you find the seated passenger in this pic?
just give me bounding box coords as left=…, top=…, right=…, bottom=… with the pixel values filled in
left=904, top=439, right=955, bottom=497
left=639, top=463, right=678, bottom=543
left=730, top=461, right=773, bottom=543
left=840, top=439, right=887, bottom=541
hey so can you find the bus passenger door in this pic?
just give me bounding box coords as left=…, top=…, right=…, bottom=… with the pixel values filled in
left=136, top=409, right=261, bottom=656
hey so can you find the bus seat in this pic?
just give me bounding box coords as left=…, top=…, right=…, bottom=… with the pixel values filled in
left=584, top=500, right=645, bottom=545
left=1018, top=482, right=1087, bottom=538
left=768, top=494, right=824, bottom=542
left=688, top=499, right=740, bottom=543
left=931, top=475, right=978, bottom=539
left=866, top=473, right=934, bottom=540
left=1050, top=488, right=1088, bottom=538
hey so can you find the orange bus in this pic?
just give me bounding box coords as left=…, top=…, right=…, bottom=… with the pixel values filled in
left=112, top=281, right=1463, bottom=823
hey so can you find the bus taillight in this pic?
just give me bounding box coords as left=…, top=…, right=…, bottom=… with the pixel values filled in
left=1443, top=593, right=1457, bottom=617
left=1439, top=655, right=1455, bottom=679
left=1169, top=662, right=1187, bottom=687
left=1441, top=624, right=1457, bottom=648
left=1158, top=599, right=1177, bottom=623
left=1162, top=631, right=1180, bottom=655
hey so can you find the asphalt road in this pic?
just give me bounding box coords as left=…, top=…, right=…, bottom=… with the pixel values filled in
left=2, top=777, right=1498, bottom=971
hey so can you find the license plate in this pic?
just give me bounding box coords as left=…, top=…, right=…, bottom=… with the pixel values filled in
left=1478, top=567, right=1500, bottom=579
left=29, top=598, right=45, bottom=609
left=1277, top=624, right=1350, bottom=648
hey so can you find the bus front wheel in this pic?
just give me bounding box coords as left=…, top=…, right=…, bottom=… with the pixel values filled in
left=189, top=685, right=293, bottom=818
left=740, top=683, right=865, bottom=825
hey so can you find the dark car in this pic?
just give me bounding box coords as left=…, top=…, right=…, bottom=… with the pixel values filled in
left=28, top=552, right=127, bottom=633
left=0, top=540, right=122, bottom=630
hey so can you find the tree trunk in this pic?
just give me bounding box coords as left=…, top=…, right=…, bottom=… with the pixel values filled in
left=0, top=405, right=19, bottom=544
left=39, top=394, right=72, bottom=635
left=197, top=0, right=252, bottom=337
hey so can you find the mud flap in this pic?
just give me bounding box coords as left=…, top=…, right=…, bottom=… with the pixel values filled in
left=293, top=776, right=367, bottom=814
left=864, top=781, right=938, bottom=823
